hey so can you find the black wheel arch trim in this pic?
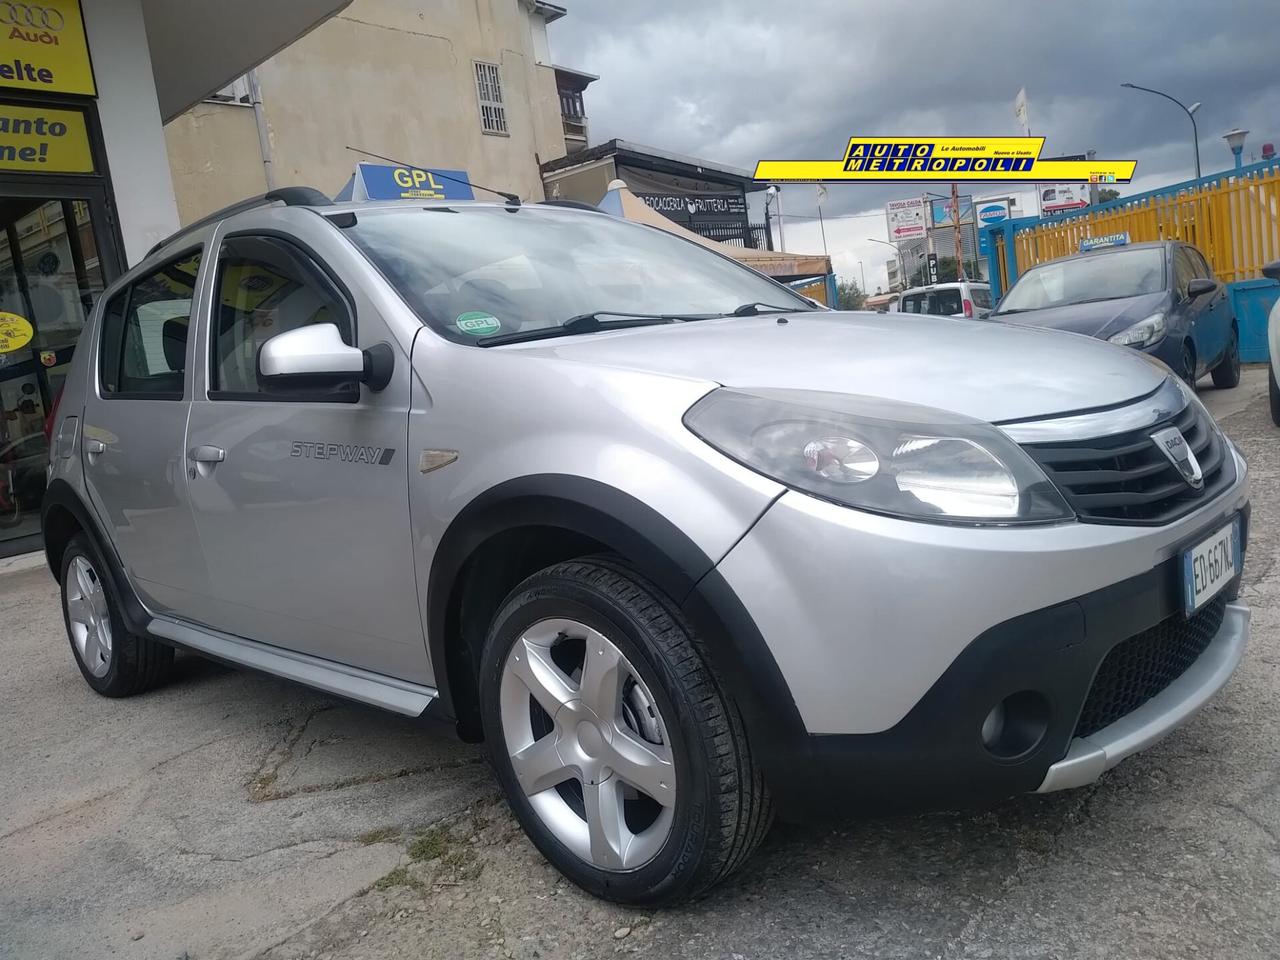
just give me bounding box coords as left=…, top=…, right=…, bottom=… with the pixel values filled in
left=424, top=474, right=809, bottom=762
left=41, top=478, right=152, bottom=637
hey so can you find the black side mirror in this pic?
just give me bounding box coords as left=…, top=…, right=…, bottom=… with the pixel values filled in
left=1263, top=260, right=1280, bottom=282
left=1187, top=278, right=1218, bottom=298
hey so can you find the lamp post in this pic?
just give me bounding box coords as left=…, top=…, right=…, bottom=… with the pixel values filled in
left=1223, top=129, right=1249, bottom=171
left=764, top=185, right=785, bottom=251
left=867, top=237, right=904, bottom=291
left=1121, top=83, right=1201, bottom=180
left=858, top=260, right=866, bottom=293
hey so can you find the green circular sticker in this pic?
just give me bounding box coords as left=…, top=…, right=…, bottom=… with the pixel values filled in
left=456, top=311, right=501, bottom=336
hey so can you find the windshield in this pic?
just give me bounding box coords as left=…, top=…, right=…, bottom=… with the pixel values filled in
left=994, top=247, right=1166, bottom=313
left=339, top=205, right=813, bottom=343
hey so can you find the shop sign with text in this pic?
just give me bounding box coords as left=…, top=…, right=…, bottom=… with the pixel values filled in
left=0, top=101, right=93, bottom=172
left=0, top=0, right=95, bottom=96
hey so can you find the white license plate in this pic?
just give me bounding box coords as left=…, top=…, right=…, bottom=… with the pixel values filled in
left=1181, top=516, right=1242, bottom=616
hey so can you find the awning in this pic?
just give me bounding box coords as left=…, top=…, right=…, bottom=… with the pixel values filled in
left=142, top=0, right=354, bottom=122
left=597, top=181, right=832, bottom=281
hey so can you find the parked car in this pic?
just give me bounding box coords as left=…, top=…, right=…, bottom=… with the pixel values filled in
left=1265, top=260, right=1280, bottom=425
left=43, top=189, right=1250, bottom=906
left=897, top=280, right=993, bottom=318
left=992, top=241, right=1240, bottom=388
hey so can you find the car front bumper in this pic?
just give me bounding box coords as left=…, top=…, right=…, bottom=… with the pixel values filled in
left=711, top=446, right=1250, bottom=819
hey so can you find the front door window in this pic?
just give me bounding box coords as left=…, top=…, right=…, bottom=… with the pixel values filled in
left=0, top=198, right=109, bottom=546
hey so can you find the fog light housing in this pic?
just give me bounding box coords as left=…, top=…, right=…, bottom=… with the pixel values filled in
left=980, top=691, right=1050, bottom=759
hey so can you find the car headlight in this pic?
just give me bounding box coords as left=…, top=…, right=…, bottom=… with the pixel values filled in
left=684, top=388, right=1074, bottom=525
left=1108, top=312, right=1166, bottom=348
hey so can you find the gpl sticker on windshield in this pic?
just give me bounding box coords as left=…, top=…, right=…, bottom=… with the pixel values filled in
left=455, top=311, right=501, bottom=336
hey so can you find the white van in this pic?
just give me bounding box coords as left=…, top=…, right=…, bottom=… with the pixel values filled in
left=898, top=280, right=993, bottom=319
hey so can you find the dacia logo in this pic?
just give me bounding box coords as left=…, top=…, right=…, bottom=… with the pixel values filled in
left=290, top=441, right=396, bottom=466
left=1150, top=426, right=1203, bottom=491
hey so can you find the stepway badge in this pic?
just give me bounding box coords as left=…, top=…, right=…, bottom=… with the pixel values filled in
left=754, top=137, right=1135, bottom=184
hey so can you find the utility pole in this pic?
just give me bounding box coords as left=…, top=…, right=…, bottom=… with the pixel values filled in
left=775, top=189, right=786, bottom=251
left=951, top=182, right=967, bottom=281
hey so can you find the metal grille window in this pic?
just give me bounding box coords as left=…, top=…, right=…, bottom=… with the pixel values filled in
left=474, top=61, right=508, bottom=135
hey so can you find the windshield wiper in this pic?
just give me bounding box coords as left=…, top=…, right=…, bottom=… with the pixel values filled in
left=476, top=311, right=689, bottom=347
left=731, top=301, right=807, bottom=316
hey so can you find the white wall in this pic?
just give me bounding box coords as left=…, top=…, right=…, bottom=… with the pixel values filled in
left=81, top=0, right=181, bottom=266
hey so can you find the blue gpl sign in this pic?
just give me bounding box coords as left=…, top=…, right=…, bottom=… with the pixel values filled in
left=1080, top=231, right=1130, bottom=252
left=337, top=161, right=475, bottom=201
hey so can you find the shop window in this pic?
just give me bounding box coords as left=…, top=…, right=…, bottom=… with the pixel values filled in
left=211, top=235, right=354, bottom=400
left=474, top=61, right=508, bottom=135
left=100, top=251, right=202, bottom=399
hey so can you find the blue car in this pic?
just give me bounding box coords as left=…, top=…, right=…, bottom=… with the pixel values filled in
left=991, top=240, right=1240, bottom=388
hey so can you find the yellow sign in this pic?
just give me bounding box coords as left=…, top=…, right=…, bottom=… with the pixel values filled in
left=0, top=0, right=95, bottom=96
left=0, top=102, right=92, bottom=172
left=0, top=311, right=34, bottom=353
left=755, top=137, right=1136, bottom=184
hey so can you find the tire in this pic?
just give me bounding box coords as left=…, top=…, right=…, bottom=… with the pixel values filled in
left=1179, top=342, right=1198, bottom=386
left=1211, top=326, right=1241, bottom=389
left=479, top=557, right=772, bottom=905
left=60, top=533, right=173, bottom=697
left=1270, top=365, right=1280, bottom=427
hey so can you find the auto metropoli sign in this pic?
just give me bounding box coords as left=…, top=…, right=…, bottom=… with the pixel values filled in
left=754, top=137, right=1134, bottom=183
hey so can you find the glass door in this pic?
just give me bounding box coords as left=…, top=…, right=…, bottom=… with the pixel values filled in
left=0, top=184, right=120, bottom=554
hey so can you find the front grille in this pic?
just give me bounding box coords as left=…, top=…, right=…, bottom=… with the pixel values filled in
left=1074, top=596, right=1227, bottom=738
left=1024, top=399, right=1234, bottom=525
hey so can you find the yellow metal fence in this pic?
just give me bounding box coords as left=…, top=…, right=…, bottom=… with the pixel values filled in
left=1011, top=164, right=1280, bottom=284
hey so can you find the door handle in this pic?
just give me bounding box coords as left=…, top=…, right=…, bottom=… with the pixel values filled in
left=84, top=438, right=105, bottom=463
left=188, top=445, right=225, bottom=479
left=189, top=445, right=225, bottom=464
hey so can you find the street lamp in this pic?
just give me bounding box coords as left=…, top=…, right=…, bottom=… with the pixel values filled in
left=1223, top=129, right=1249, bottom=171
left=764, top=184, right=785, bottom=251
left=858, top=260, right=866, bottom=292
left=1121, top=82, right=1201, bottom=180
left=866, top=237, right=904, bottom=291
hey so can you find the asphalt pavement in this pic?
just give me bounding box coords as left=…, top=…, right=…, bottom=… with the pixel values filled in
left=1, top=367, right=1276, bottom=960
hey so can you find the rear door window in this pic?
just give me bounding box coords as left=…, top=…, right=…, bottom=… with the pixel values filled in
left=900, top=293, right=927, bottom=314
left=971, top=287, right=992, bottom=309
left=99, top=251, right=202, bottom=399
left=930, top=289, right=962, bottom=315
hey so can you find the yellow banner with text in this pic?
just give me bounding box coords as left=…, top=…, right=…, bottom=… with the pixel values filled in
left=0, top=101, right=93, bottom=172
left=0, top=0, right=95, bottom=96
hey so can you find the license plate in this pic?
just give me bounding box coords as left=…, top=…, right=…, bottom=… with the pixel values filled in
left=1181, top=516, right=1242, bottom=616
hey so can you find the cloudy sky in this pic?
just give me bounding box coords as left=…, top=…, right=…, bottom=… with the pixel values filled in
left=549, top=0, right=1279, bottom=291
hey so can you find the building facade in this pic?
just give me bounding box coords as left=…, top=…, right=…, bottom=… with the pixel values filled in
left=164, top=0, right=592, bottom=225
left=542, top=139, right=772, bottom=249
left=0, top=0, right=355, bottom=557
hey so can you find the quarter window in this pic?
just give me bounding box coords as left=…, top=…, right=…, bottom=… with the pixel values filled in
left=474, top=61, right=508, bottom=135
left=99, top=251, right=201, bottom=399
left=211, top=236, right=354, bottom=399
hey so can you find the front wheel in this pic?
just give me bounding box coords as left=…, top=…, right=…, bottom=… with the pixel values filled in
left=479, top=557, right=772, bottom=905
left=1179, top=342, right=1198, bottom=386
left=1211, top=327, right=1241, bottom=389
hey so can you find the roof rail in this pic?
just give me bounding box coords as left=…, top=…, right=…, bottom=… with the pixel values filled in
left=145, top=186, right=333, bottom=259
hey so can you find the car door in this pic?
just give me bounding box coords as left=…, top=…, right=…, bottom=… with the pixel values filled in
left=1188, top=245, right=1230, bottom=364
left=80, top=249, right=215, bottom=618
left=1171, top=246, right=1210, bottom=375
left=182, top=230, right=427, bottom=682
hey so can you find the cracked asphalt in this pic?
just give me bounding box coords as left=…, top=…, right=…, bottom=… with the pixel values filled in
left=1, top=368, right=1277, bottom=960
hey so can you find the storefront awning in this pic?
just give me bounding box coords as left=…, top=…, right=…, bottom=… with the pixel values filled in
left=596, top=181, right=833, bottom=281
left=142, top=0, right=353, bottom=122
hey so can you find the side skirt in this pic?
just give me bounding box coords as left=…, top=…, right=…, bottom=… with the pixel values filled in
left=148, top=616, right=437, bottom=717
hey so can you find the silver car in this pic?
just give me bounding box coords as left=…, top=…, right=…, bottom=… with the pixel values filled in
left=43, top=189, right=1251, bottom=905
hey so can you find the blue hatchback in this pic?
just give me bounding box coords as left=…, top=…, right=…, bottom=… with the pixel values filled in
left=991, top=240, right=1240, bottom=388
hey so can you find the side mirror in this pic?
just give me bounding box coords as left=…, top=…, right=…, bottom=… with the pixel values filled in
left=258, top=323, right=393, bottom=391
left=1187, top=278, right=1218, bottom=298
left=1263, top=260, right=1280, bottom=282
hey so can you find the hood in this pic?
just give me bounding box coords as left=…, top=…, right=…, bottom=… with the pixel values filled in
left=513, top=312, right=1166, bottom=424
left=993, top=291, right=1168, bottom=338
